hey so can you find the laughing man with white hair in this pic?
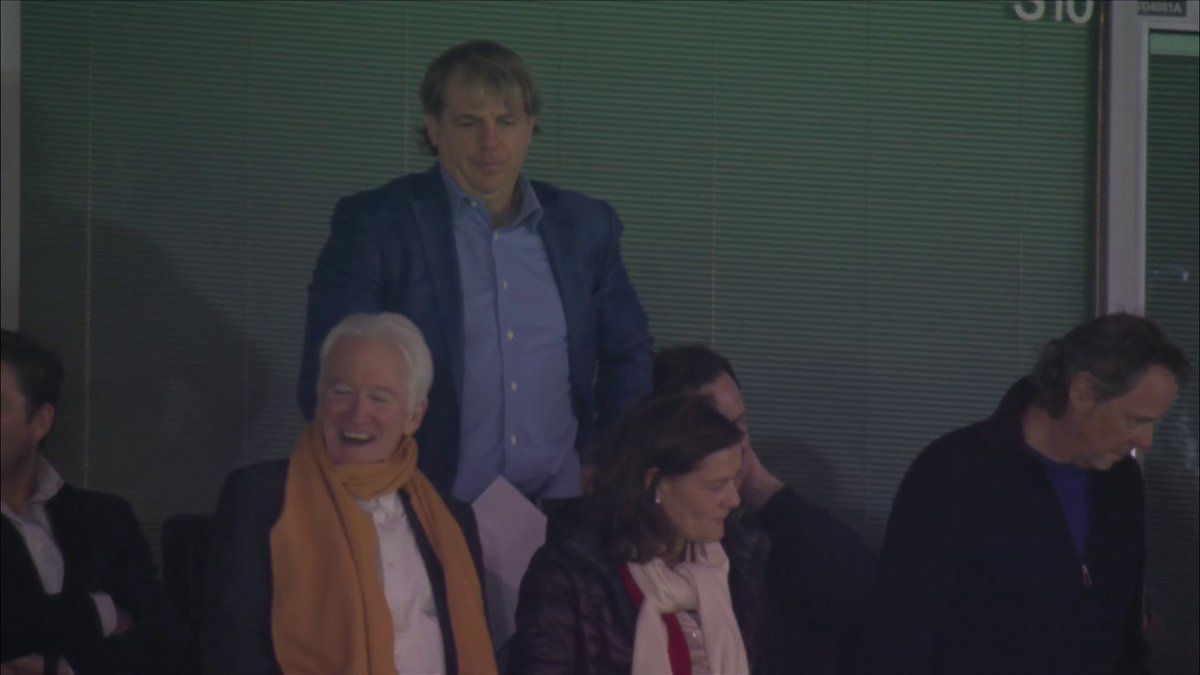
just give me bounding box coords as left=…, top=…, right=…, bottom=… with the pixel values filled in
left=206, top=312, right=497, bottom=675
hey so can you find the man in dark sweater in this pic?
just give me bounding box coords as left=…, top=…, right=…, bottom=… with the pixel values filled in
left=857, top=313, right=1191, bottom=674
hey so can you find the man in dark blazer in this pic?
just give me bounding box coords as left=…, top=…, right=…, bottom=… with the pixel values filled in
left=298, top=40, right=654, bottom=502
left=1, top=329, right=183, bottom=674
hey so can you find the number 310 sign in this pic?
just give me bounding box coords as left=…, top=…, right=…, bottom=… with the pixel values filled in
left=1014, top=0, right=1096, bottom=24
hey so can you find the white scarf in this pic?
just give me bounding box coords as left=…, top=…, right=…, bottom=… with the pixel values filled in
left=625, top=541, right=750, bottom=675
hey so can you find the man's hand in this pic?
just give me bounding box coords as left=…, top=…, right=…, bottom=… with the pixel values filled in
left=738, top=446, right=784, bottom=510
left=1, top=654, right=70, bottom=675
left=92, top=592, right=134, bottom=637
left=0, top=654, right=42, bottom=675
left=580, top=463, right=597, bottom=494
left=114, top=606, right=134, bottom=635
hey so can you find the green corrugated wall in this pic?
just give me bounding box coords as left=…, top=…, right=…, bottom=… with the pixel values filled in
left=21, top=1, right=1096, bottom=550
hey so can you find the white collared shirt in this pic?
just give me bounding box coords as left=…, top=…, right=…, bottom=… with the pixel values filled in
left=356, top=491, right=446, bottom=675
left=0, top=457, right=118, bottom=636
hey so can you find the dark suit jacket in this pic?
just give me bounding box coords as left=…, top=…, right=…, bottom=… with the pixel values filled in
left=758, top=487, right=875, bottom=673
left=298, top=167, right=654, bottom=490
left=1, top=484, right=185, bottom=673
left=202, top=459, right=486, bottom=675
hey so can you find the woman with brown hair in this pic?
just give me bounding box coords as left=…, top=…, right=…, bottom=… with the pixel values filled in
left=510, top=393, right=778, bottom=675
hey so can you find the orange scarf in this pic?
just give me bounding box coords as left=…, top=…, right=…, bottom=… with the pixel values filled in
left=268, top=423, right=497, bottom=674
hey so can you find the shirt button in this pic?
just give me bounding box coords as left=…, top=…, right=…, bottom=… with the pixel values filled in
left=507, top=329, right=515, bottom=341
left=510, top=381, right=518, bottom=391
left=510, top=434, right=518, bottom=446
left=502, top=279, right=509, bottom=290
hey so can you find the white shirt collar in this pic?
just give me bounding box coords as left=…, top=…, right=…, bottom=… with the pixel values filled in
left=1, top=456, right=64, bottom=519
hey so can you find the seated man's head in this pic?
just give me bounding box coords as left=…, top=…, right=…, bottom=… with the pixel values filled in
left=1, top=329, right=62, bottom=476
left=654, top=344, right=750, bottom=451
left=419, top=40, right=540, bottom=206
left=316, top=313, right=432, bottom=465
left=1030, top=313, right=1191, bottom=469
left=589, top=393, right=744, bottom=563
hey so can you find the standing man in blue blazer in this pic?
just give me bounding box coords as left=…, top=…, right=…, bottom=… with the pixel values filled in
left=299, top=40, right=654, bottom=503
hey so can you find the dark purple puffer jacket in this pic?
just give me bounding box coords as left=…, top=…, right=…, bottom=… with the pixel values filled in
left=509, top=500, right=784, bottom=675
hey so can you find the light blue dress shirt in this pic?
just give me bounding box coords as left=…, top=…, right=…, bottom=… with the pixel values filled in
left=444, top=171, right=581, bottom=503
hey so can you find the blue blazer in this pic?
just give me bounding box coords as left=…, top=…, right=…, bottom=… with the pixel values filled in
left=299, top=166, right=653, bottom=491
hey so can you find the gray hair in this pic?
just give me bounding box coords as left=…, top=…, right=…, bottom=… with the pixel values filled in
left=317, top=312, right=434, bottom=407
left=1030, top=312, right=1191, bottom=418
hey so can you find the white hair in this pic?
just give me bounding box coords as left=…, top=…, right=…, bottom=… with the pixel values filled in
left=317, top=312, right=434, bottom=406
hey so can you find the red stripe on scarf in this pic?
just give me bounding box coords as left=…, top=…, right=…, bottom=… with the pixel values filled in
left=620, top=562, right=692, bottom=675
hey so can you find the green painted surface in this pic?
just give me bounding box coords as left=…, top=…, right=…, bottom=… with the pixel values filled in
left=22, top=1, right=1095, bottom=548
left=1150, top=31, right=1200, bottom=58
